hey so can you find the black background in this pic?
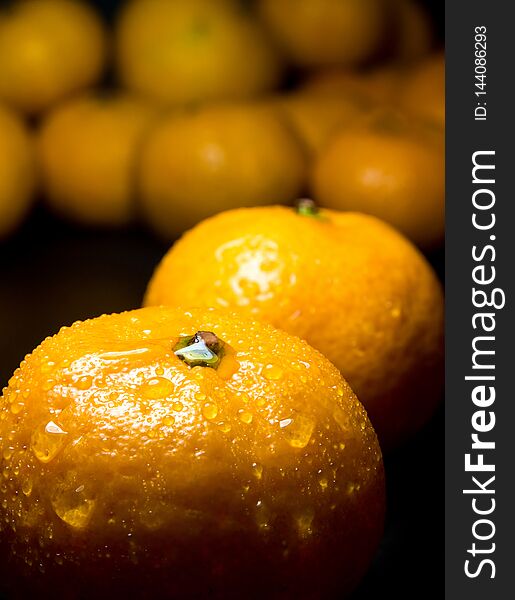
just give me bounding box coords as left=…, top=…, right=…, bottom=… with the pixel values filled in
left=0, top=1, right=445, bottom=598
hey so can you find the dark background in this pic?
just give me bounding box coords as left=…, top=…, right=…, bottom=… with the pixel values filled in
left=0, top=1, right=444, bottom=598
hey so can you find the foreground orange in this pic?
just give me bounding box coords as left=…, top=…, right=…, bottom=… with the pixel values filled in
left=0, top=0, right=107, bottom=114
left=0, top=104, right=36, bottom=238
left=0, top=307, right=385, bottom=599
left=145, top=206, right=444, bottom=448
left=116, top=0, right=282, bottom=106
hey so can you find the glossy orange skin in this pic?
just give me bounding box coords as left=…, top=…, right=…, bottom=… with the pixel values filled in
left=312, top=109, right=445, bottom=249
left=37, top=94, right=158, bottom=227
left=0, top=307, right=384, bottom=599
left=257, top=0, right=386, bottom=68
left=116, top=0, right=282, bottom=107
left=145, top=209, right=444, bottom=448
left=139, top=102, right=307, bottom=239
left=0, top=104, right=36, bottom=238
left=0, top=0, right=107, bottom=114
left=401, top=52, right=445, bottom=124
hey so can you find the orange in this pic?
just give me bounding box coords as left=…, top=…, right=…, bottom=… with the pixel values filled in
left=388, top=0, right=434, bottom=64
left=312, top=108, right=445, bottom=249
left=257, top=0, right=386, bottom=68
left=401, top=52, right=445, bottom=124
left=139, top=102, right=307, bottom=239
left=0, top=103, right=36, bottom=238
left=0, top=0, right=108, bottom=114
left=37, top=93, right=158, bottom=227
left=144, top=206, right=444, bottom=448
left=301, top=65, right=405, bottom=106
left=0, top=306, right=384, bottom=599
left=115, top=0, right=282, bottom=107
left=273, top=91, right=367, bottom=156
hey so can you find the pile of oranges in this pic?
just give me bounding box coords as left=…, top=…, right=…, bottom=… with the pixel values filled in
left=0, top=1, right=444, bottom=598
left=0, top=0, right=444, bottom=250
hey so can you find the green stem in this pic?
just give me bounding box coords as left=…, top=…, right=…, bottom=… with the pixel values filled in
left=174, top=331, right=225, bottom=369
left=296, top=199, right=321, bottom=218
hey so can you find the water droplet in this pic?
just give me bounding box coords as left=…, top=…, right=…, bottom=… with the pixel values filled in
left=217, top=422, right=231, bottom=434
left=347, top=482, right=356, bottom=495
left=172, top=402, right=184, bottom=412
left=42, top=379, right=53, bottom=392
left=281, top=414, right=315, bottom=448
left=217, top=346, right=240, bottom=380
left=333, top=408, right=350, bottom=431
left=21, top=478, right=33, bottom=497
left=238, top=278, right=260, bottom=296
left=202, top=403, right=218, bottom=420
left=31, top=421, right=68, bottom=463
left=141, top=377, right=173, bottom=400
left=255, top=500, right=269, bottom=531
left=252, top=463, right=263, bottom=480
left=2, top=447, right=13, bottom=460
left=155, top=366, right=164, bottom=376
left=263, top=364, right=284, bottom=381
left=336, top=387, right=344, bottom=397
left=239, top=410, right=253, bottom=424
left=51, top=482, right=95, bottom=529
left=162, top=416, right=175, bottom=427
left=10, top=402, right=24, bottom=415
left=76, top=376, right=93, bottom=391
left=319, top=478, right=328, bottom=490
left=52, top=500, right=95, bottom=529
left=296, top=509, right=315, bottom=538
left=195, top=392, right=206, bottom=401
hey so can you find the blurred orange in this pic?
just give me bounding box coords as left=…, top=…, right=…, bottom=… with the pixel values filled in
left=312, top=108, right=445, bottom=249
left=257, top=0, right=387, bottom=68
left=139, top=102, right=307, bottom=239
left=37, top=93, right=158, bottom=227
left=116, top=0, right=282, bottom=107
left=0, top=104, right=36, bottom=238
left=401, top=52, right=445, bottom=124
left=389, top=0, right=434, bottom=64
left=273, top=91, right=367, bottom=156
left=301, top=66, right=405, bottom=106
left=0, top=0, right=108, bottom=114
